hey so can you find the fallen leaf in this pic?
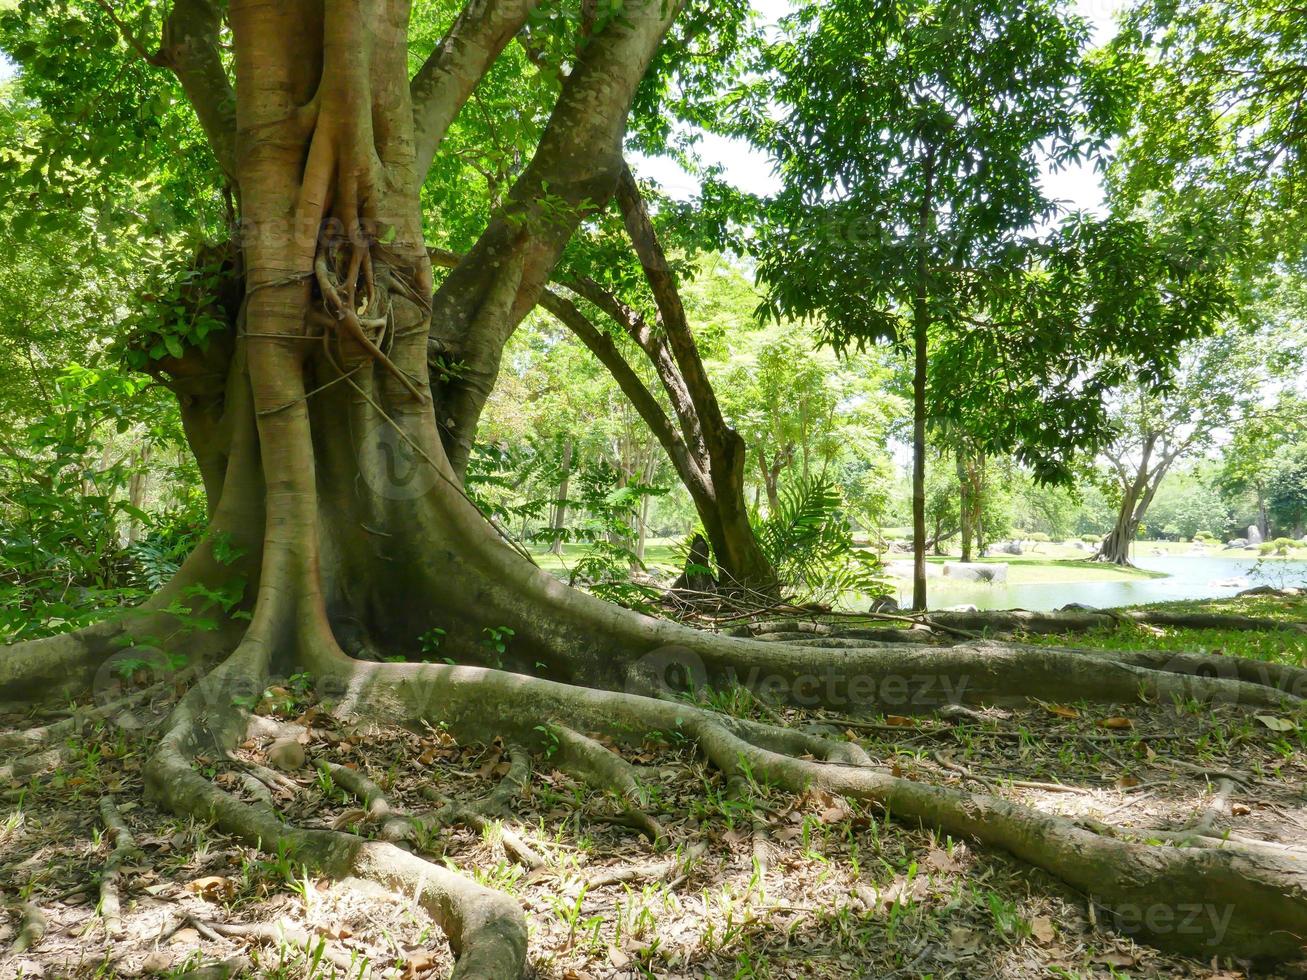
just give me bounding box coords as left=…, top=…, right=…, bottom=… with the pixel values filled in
left=1030, top=916, right=1056, bottom=943
left=1098, top=717, right=1133, bottom=730
left=1093, top=950, right=1137, bottom=967
left=924, top=847, right=962, bottom=873
left=170, top=927, right=199, bottom=946
left=400, top=949, right=438, bottom=979
left=331, top=808, right=369, bottom=830
left=884, top=715, right=916, bottom=727
left=609, top=946, right=630, bottom=968
left=1045, top=704, right=1079, bottom=720
left=186, top=875, right=237, bottom=902
left=1256, top=715, right=1296, bottom=732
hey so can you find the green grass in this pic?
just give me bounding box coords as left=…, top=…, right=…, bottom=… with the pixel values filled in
left=529, top=538, right=682, bottom=575
left=1019, top=594, right=1307, bottom=666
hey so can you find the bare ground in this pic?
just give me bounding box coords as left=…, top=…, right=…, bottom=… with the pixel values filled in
left=3, top=652, right=1305, bottom=980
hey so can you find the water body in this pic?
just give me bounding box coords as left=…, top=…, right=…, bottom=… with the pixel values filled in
left=890, top=556, right=1307, bottom=612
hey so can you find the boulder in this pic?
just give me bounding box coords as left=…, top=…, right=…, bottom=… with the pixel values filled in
left=868, top=593, right=900, bottom=613
left=1059, top=602, right=1098, bottom=612
left=1226, top=538, right=1248, bottom=549
left=942, top=562, right=1008, bottom=584
left=1248, top=524, right=1264, bottom=545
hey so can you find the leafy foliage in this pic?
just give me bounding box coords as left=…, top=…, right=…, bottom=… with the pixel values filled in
left=0, top=365, right=201, bottom=641
left=754, top=476, right=885, bottom=603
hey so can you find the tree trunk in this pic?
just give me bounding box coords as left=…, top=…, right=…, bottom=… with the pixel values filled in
left=7, top=2, right=1307, bottom=967
left=127, top=444, right=150, bottom=544
left=1097, top=492, right=1139, bottom=565
left=956, top=447, right=972, bottom=564
left=910, top=149, right=934, bottom=611
left=549, top=438, right=573, bottom=556
left=1097, top=436, right=1167, bottom=566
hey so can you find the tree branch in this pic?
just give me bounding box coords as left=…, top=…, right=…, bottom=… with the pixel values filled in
left=537, top=289, right=708, bottom=489
left=558, top=273, right=708, bottom=461
left=158, top=0, right=238, bottom=183
left=427, top=0, right=687, bottom=476
left=410, top=0, right=541, bottom=183
left=613, top=163, right=733, bottom=446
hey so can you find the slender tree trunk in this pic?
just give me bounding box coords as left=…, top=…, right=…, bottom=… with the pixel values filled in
left=956, top=447, right=972, bottom=564
left=549, top=438, right=573, bottom=556
left=127, top=444, right=150, bottom=544
left=911, top=310, right=928, bottom=609
left=910, top=148, right=935, bottom=611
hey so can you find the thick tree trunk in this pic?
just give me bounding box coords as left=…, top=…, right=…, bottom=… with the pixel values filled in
left=8, top=1, right=1307, bottom=967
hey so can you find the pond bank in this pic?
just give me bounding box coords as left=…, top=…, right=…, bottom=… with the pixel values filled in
left=875, top=550, right=1307, bottom=612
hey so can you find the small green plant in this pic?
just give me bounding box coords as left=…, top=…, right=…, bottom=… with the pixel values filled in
left=420, top=627, right=447, bottom=655
left=481, top=625, right=515, bottom=665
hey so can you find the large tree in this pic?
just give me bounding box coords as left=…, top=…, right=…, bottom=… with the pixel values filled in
left=3, top=0, right=1307, bottom=969
left=744, top=0, right=1127, bottom=610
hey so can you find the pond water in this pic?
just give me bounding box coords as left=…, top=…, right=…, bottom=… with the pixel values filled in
left=884, top=556, right=1307, bottom=612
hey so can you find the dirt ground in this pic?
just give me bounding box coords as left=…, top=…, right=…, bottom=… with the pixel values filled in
left=2, top=655, right=1306, bottom=979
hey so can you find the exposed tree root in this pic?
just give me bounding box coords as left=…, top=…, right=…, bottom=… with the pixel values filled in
left=553, top=725, right=666, bottom=846
left=324, top=657, right=1307, bottom=961
left=0, top=676, right=179, bottom=753
left=9, top=901, right=46, bottom=955
left=189, top=915, right=364, bottom=975
left=144, top=653, right=530, bottom=979
left=928, top=607, right=1307, bottom=636
left=97, top=796, right=140, bottom=938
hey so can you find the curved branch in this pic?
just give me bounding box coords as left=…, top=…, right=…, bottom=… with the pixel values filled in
left=537, top=287, right=708, bottom=488
left=428, top=0, right=687, bottom=476
left=411, top=0, right=542, bottom=182
left=159, top=0, right=238, bottom=183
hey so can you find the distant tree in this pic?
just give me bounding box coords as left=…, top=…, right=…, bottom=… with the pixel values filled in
left=1149, top=468, right=1232, bottom=541
left=1095, top=332, right=1265, bottom=563
left=1218, top=394, right=1307, bottom=539
left=1268, top=447, right=1307, bottom=538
